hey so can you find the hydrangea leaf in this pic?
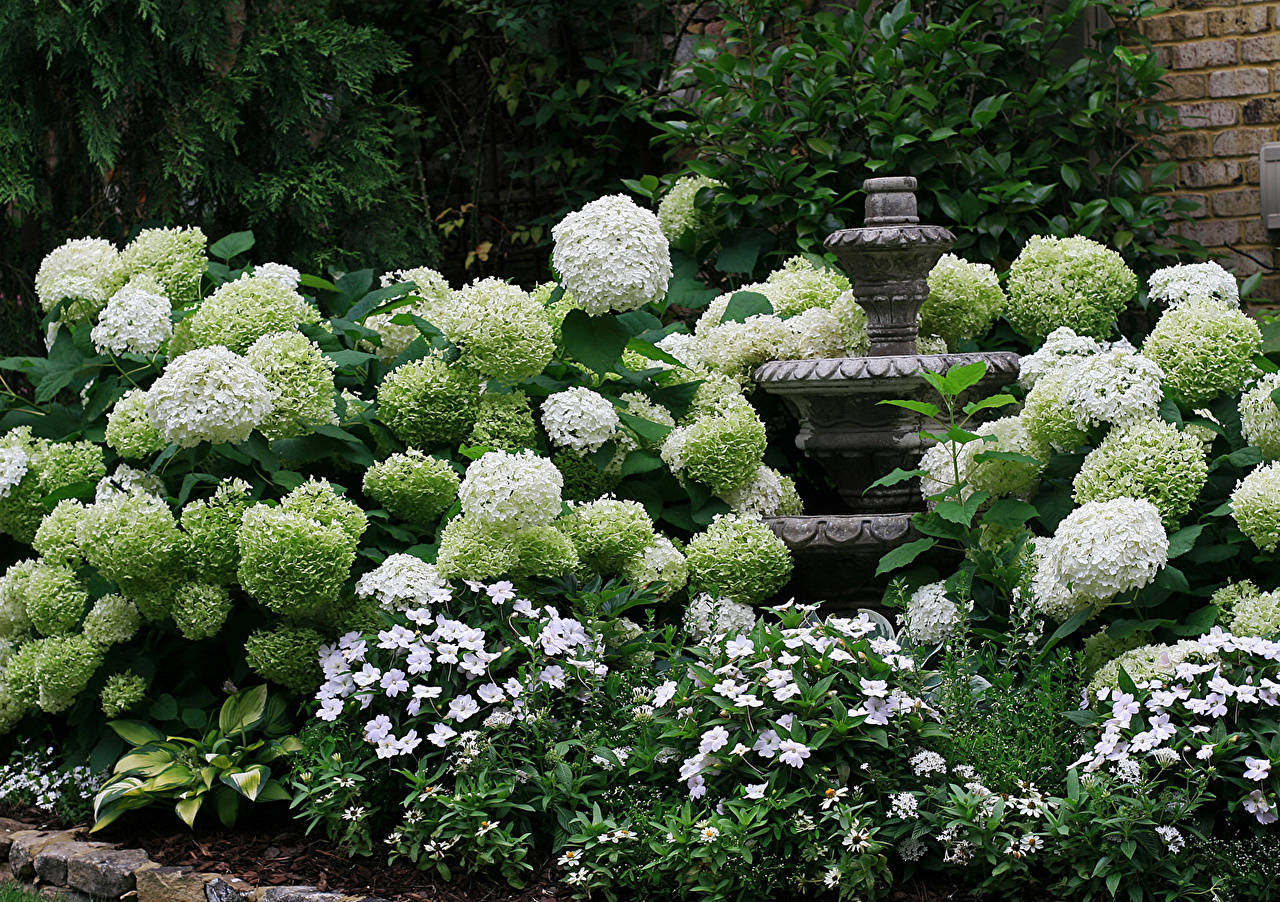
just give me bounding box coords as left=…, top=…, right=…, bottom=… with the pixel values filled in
left=561, top=308, right=629, bottom=375
left=208, top=231, right=254, bottom=261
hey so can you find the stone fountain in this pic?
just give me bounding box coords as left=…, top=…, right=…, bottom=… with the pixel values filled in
left=754, top=176, right=1020, bottom=607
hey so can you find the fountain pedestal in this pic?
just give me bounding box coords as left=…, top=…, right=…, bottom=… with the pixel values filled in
left=755, top=177, right=1019, bottom=608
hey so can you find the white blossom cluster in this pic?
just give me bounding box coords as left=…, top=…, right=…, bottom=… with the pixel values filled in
left=682, top=593, right=758, bottom=644
left=33, top=237, right=124, bottom=322
left=902, top=582, right=965, bottom=645
left=457, top=450, right=564, bottom=529
left=0, top=447, right=28, bottom=499
left=0, top=743, right=105, bottom=814
left=1075, top=628, right=1280, bottom=825
left=90, top=276, right=172, bottom=356
left=540, top=387, right=620, bottom=453
left=1148, top=261, right=1238, bottom=309
left=144, top=346, right=277, bottom=447
left=551, top=195, right=672, bottom=314
left=252, top=262, right=302, bottom=290
left=720, top=465, right=802, bottom=519
left=1018, top=327, right=1104, bottom=389
left=355, top=555, right=450, bottom=612
left=1031, top=498, right=1168, bottom=621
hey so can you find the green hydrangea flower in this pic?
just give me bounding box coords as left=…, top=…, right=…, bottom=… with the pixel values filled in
left=280, top=478, right=367, bottom=545
left=434, top=515, right=519, bottom=581
left=78, top=492, right=187, bottom=594
left=35, top=634, right=102, bottom=713
left=34, top=238, right=126, bottom=324
left=105, top=390, right=166, bottom=459
left=180, top=479, right=254, bottom=585
left=244, top=626, right=324, bottom=691
left=182, top=275, right=320, bottom=353
left=1005, top=235, right=1136, bottom=343
left=377, top=355, right=481, bottom=448
left=662, top=404, right=766, bottom=494
left=552, top=450, right=619, bottom=503
left=1232, top=461, right=1280, bottom=552
left=1073, top=420, right=1208, bottom=527
left=101, top=671, right=148, bottom=718
left=467, top=392, right=540, bottom=452
left=1142, top=298, right=1261, bottom=406
left=657, top=175, right=721, bottom=245
left=1088, top=640, right=1204, bottom=696
left=119, top=226, right=207, bottom=307
left=82, top=595, right=140, bottom=647
left=559, top=498, right=656, bottom=576
left=511, top=524, right=580, bottom=580
left=170, top=582, right=232, bottom=640
left=363, top=450, right=459, bottom=528
left=128, top=582, right=178, bottom=623
left=0, top=436, right=106, bottom=544
left=761, top=256, right=850, bottom=318
left=1227, top=589, right=1280, bottom=638
left=1211, top=579, right=1261, bottom=618
left=964, top=416, right=1048, bottom=499
left=1241, top=373, right=1280, bottom=460
left=449, top=279, right=555, bottom=384
left=244, top=332, right=337, bottom=440
left=237, top=506, right=356, bottom=618
left=1, top=640, right=41, bottom=712
left=623, top=534, right=688, bottom=598
left=920, top=254, right=1005, bottom=349
left=1020, top=369, right=1090, bottom=453
left=1082, top=628, right=1154, bottom=676
left=685, top=374, right=752, bottom=422
left=33, top=500, right=86, bottom=567
left=0, top=560, right=36, bottom=641
left=24, top=563, right=89, bottom=637
left=830, top=290, right=871, bottom=356
left=686, top=514, right=793, bottom=606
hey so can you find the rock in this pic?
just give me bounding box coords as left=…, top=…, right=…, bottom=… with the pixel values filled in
left=206, top=875, right=256, bottom=901
left=9, top=831, right=78, bottom=882
left=37, top=887, right=93, bottom=902
left=137, top=866, right=208, bottom=902
left=255, top=888, right=364, bottom=902
left=0, top=818, right=31, bottom=859
left=67, top=847, right=152, bottom=898
left=35, top=841, right=110, bottom=887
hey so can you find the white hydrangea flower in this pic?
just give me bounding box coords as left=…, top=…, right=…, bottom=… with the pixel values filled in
left=624, top=534, right=688, bottom=597
left=1240, top=373, right=1280, bottom=460
left=720, top=465, right=799, bottom=518
left=0, top=447, right=28, bottom=499
left=252, top=262, right=302, bottom=290
left=94, top=464, right=166, bottom=503
left=355, top=554, right=448, bottom=611
left=779, top=307, right=846, bottom=360
left=552, top=195, right=672, bottom=315
left=1017, top=326, right=1104, bottom=389
left=145, top=346, right=277, bottom=447
left=919, top=440, right=971, bottom=503
left=90, top=276, right=173, bottom=356
left=683, top=593, right=757, bottom=644
left=541, top=387, right=620, bottom=453
left=902, top=582, right=964, bottom=645
left=458, top=449, right=564, bottom=529
left=1232, top=461, right=1280, bottom=552
left=1148, top=261, right=1238, bottom=309
left=1031, top=498, right=1168, bottom=620
left=34, top=237, right=124, bottom=321
left=654, top=332, right=702, bottom=370
left=1058, top=342, right=1164, bottom=429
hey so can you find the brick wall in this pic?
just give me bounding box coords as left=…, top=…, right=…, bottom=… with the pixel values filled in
left=1141, top=0, right=1280, bottom=299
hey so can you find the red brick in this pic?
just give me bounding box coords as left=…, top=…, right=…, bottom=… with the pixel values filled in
left=1243, top=96, right=1280, bottom=124
left=1157, top=73, right=1207, bottom=100
left=1212, top=188, right=1263, bottom=216
left=1173, top=39, right=1237, bottom=68
left=1181, top=159, right=1243, bottom=186
left=1173, top=100, right=1240, bottom=126
left=1246, top=158, right=1261, bottom=182
left=1155, top=46, right=1175, bottom=68
left=1207, top=6, right=1270, bottom=32
left=1178, top=218, right=1244, bottom=245
left=1161, top=131, right=1212, bottom=159
left=1145, top=11, right=1207, bottom=39
left=1242, top=34, right=1280, bottom=61
left=1209, top=68, right=1270, bottom=95
left=1242, top=219, right=1276, bottom=243
left=1213, top=126, right=1277, bottom=156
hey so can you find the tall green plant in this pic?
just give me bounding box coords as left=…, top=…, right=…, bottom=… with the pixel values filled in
left=642, top=0, right=1201, bottom=276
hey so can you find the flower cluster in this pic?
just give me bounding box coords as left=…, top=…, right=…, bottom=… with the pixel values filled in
left=902, top=582, right=965, bottom=645
left=377, top=355, right=481, bottom=449
left=90, top=275, right=173, bottom=356
left=1072, top=419, right=1208, bottom=527
left=1142, top=298, right=1260, bottom=406
left=920, top=254, right=1005, bottom=349
left=685, top=514, right=793, bottom=607
left=658, top=175, right=721, bottom=245
left=365, top=266, right=455, bottom=362
left=1148, top=261, right=1239, bottom=309
left=244, top=331, right=337, bottom=440
left=34, top=237, right=126, bottom=324
left=118, top=226, right=207, bottom=307
left=541, top=387, right=620, bottom=454
left=176, top=274, right=319, bottom=355
left=552, top=195, right=672, bottom=314
left=145, top=346, right=277, bottom=447
left=448, top=279, right=555, bottom=384
left=363, top=451, right=460, bottom=528
left=1240, top=373, right=1280, bottom=460
left=1232, top=461, right=1280, bottom=552
left=1005, top=235, right=1137, bottom=344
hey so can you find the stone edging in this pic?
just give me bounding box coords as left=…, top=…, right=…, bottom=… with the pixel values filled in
left=0, top=818, right=386, bottom=902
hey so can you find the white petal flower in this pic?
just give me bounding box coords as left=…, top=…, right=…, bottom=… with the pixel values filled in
left=144, top=346, right=277, bottom=447
left=552, top=195, right=671, bottom=314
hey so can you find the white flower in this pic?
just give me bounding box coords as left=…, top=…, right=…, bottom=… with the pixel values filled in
left=253, top=262, right=302, bottom=290
left=356, top=555, right=448, bottom=611
left=540, top=387, right=620, bottom=453
left=428, top=723, right=457, bottom=747
left=91, top=276, right=172, bottom=355
left=1244, top=756, right=1272, bottom=781
left=458, top=449, right=564, bottom=529
left=696, top=825, right=720, bottom=843
left=820, top=787, right=848, bottom=810
left=364, top=715, right=393, bottom=743
left=0, top=447, right=29, bottom=499
left=552, top=194, right=671, bottom=314
left=653, top=680, right=678, bottom=707
left=557, top=849, right=584, bottom=868
left=35, top=237, right=123, bottom=321
left=778, top=739, right=811, bottom=768
left=909, top=750, right=947, bottom=777
left=1018, top=326, right=1104, bottom=389
left=890, top=792, right=919, bottom=820
left=725, top=635, right=755, bottom=658
left=1243, top=789, right=1279, bottom=824
left=902, top=582, right=964, bottom=645
left=316, top=697, right=343, bottom=722
left=447, top=695, right=480, bottom=722
left=753, top=729, right=781, bottom=759
left=145, top=346, right=277, bottom=447
left=1149, top=262, right=1238, bottom=309
left=1155, top=825, right=1185, bottom=854
left=744, top=782, right=767, bottom=800
left=699, top=726, right=731, bottom=754
left=1059, top=343, right=1165, bottom=430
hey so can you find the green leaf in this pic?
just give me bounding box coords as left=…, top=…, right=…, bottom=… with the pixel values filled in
left=347, top=283, right=412, bottom=322
left=624, top=337, right=683, bottom=368
left=213, top=786, right=241, bottom=828
left=114, top=748, right=177, bottom=777
left=866, top=468, right=925, bottom=491
left=109, top=720, right=166, bottom=748
left=209, top=231, right=254, bottom=261
left=877, top=399, right=940, bottom=418
left=961, top=393, right=1015, bottom=415
left=1166, top=524, right=1204, bottom=558
left=982, top=498, right=1037, bottom=529
left=174, top=796, right=204, bottom=828
left=620, top=451, right=664, bottom=477
left=219, top=685, right=268, bottom=736
left=221, top=764, right=268, bottom=801
left=1152, top=564, right=1189, bottom=592
left=1044, top=608, right=1091, bottom=649
left=875, top=538, right=936, bottom=575
left=561, top=309, right=630, bottom=375
left=939, top=361, right=987, bottom=397
left=719, top=290, right=773, bottom=323
left=715, top=230, right=771, bottom=274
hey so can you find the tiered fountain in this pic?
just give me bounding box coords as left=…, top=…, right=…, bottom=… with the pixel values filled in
left=754, top=176, right=1020, bottom=607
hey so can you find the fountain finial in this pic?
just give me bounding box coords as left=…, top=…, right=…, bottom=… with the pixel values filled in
left=863, top=176, right=919, bottom=225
